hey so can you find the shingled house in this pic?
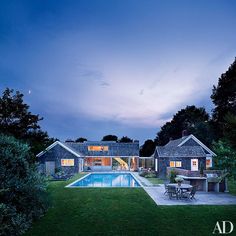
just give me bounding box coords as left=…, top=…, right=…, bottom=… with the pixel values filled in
left=153, top=132, right=216, bottom=178
left=37, top=140, right=139, bottom=175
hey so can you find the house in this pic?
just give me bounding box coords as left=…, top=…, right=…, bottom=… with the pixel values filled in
left=153, top=132, right=216, bottom=178
left=37, top=140, right=139, bottom=175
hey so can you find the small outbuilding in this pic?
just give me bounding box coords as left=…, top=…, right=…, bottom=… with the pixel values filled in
left=153, top=133, right=216, bottom=178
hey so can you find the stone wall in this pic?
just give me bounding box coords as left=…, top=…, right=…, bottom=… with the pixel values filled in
left=166, top=167, right=224, bottom=177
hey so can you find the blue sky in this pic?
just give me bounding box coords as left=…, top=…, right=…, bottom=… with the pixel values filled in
left=1, top=0, right=236, bottom=144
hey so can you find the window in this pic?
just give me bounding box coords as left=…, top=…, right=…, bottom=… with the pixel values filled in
left=169, top=161, right=182, bottom=168
left=175, top=161, right=182, bottom=168
left=84, top=157, right=111, bottom=166
left=192, top=161, right=197, bottom=166
left=61, top=159, right=74, bottom=166
left=170, top=161, right=175, bottom=167
left=88, top=146, right=109, bottom=151
left=206, top=159, right=211, bottom=167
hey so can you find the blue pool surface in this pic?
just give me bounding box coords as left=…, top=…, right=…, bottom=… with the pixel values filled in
left=69, top=173, right=140, bottom=187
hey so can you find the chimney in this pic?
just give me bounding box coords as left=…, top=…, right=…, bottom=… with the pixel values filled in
left=182, top=130, right=188, bottom=138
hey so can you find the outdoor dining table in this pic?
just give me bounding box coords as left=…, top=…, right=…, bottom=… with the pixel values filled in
left=167, top=183, right=193, bottom=199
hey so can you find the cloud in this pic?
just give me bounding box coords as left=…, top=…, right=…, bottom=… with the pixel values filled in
left=100, top=81, right=110, bottom=87
left=1, top=22, right=235, bottom=130
left=139, top=89, right=144, bottom=95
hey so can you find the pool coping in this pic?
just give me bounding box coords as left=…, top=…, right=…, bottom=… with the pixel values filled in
left=65, top=172, right=143, bottom=188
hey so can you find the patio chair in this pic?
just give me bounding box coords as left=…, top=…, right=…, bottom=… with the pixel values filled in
left=164, top=183, right=169, bottom=195
left=167, top=186, right=179, bottom=199
left=182, top=186, right=197, bottom=200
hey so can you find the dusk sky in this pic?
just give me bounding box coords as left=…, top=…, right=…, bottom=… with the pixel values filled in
left=1, top=0, right=236, bottom=144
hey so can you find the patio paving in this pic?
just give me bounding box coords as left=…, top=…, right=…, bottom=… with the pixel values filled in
left=143, top=184, right=236, bottom=205
left=132, top=172, right=155, bottom=187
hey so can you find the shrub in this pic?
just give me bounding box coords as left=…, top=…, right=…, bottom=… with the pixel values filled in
left=0, top=135, right=49, bottom=235
left=139, top=171, right=156, bottom=178
left=139, top=171, right=148, bottom=177
left=175, top=177, right=184, bottom=183
left=169, top=169, right=177, bottom=183
left=200, top=162, right=204, bottom=176
left=145, top=173, right=156, bottom=178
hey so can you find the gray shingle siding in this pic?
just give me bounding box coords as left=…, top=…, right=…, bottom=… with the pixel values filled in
left=154, top=135, right=212, bottom=178
left=157, top=146, right=206, bottom=157
left=66, top=141, right=139, bottom=156
left=164, top=138, right=186, bottom=147
left=38, top=141, right=139, bottom=175
left=39, top=144, right=79, bottom=174
left=181, top=138, right=199, bottom=146
left=157, top=156, right=206, bottom=178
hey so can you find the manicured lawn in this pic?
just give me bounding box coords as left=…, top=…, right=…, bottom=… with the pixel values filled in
left=25, top=174, right=236, bottom=236
left=146, top=177, right=164, bottom=185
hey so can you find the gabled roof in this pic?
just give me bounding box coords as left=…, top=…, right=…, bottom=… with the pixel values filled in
left=65, top=141, right=139, bottom=156
left=177, top=134, right=216, bottom=156
left=165, top=136, right=189, bottom=147
left=37, top=140, right=139, bottom=158
left=154, top=134, right=216, bottom=157
left=36, top=141, right=82, bottom=158
left=156, top=146, right=206, bottom=157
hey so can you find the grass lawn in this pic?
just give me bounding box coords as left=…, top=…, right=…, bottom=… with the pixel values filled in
left=146, top=177, right=163, bottom=185
left=25, top=174, right=236, bottom=236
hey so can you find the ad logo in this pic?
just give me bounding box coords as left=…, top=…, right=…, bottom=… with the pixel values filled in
left=213, top=221, right=234, bottom=234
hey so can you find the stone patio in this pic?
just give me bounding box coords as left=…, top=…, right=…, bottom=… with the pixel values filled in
left=143, top=184, right=236, bottom=205
left=133, top=173, right=236, bottom=205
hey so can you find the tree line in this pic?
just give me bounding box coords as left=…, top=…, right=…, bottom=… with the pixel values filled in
left=65, top=135, right=134, bottom=143
left=140, top=58, right=236, bottom=178
left=0, top=57, right=235, bottom=235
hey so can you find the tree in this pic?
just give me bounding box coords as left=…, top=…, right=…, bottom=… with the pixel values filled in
left=0, top=88, right=55, bottom=155
left=101, top=135, right=118, bottom=142
left=119, top=136, right=133, bottom=143
left=188, top=121, right=215, bottom=148
left=75, top=137, right=87, bottom=143
left=155, top=105, right=211, bottom=146
left=0, top=134, right=49, bottom=235
left=211, top=58, right=236, bottom=138
left=213, top=140, right=236, bottom=179
left=140, top=139, right=156, bottom=157
left=224, top=113, right=236, bottom=150
left=65, top=139, right=74, bottom=142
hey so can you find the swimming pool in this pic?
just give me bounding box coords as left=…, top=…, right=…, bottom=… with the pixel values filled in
left=67, top=173, right=141, bottom=187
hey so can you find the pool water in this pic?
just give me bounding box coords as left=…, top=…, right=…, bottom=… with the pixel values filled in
left=68, top=173, right=140, bottom=187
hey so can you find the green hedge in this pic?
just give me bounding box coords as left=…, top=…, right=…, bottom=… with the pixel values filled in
left=0, top=135, right=49, bottom=235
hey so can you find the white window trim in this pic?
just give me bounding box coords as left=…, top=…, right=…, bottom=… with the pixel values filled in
left=37, top=141, right=81, bottom=158
left=61, top=159, right=75, bottom=166
left=155, top=159, right=158, bottom=171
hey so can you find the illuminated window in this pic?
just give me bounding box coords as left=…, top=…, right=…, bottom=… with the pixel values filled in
left=88, top=146, right=109, bottom=151
left=84, top=157, right=111, bottom=166
left=170, top=161, right=182, bottom=168
left=192, top=161, right=197, bottom=166
left=170, top=161, right=175, bottom=167
left=206, top=159, right=211, bottom=167
left=61, top=159, right=74, bottom=166
left=176, top=161, right=182, bottom=167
